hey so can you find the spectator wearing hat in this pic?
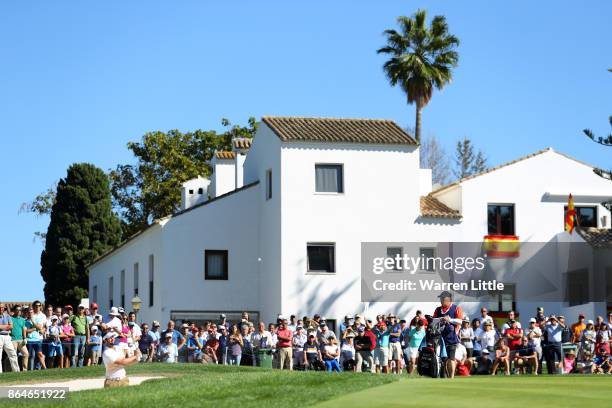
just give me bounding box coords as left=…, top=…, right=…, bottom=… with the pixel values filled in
left=526, top=318, right=543, bottom=371
left=580, top=320, right=596, bottom=358
left=87, top=326, right=102, bottom=366
left=64, top=304, right=74, bottom=317
left=101, top=307, right=122, bottom=339
left=159, top=332, right=178, bottom=363
left=47, top=315, right=63, bottom=368
left=103, top=331, right=138, bottom=387
left=339, top=315, right=354, bottom=340
left=60, top=314, right=74, bottom=368
left=292, top=325, right=307, bottom=368
left=88, top=303, right=99, bottom=324
left=276, top=319, right=293, bottom=370
left=571, top=314, right=586, bottom=343
left=303, top=334, right=323, bottom=370
left=340, top=329, right=356, bottom=371
left=432, top=291, right=464, bottom=379
left=544, top=315, right=564, bottom=374
left=217, top=325, right=229, bottom=364
left=373, top=321, right=390, bottom=374
left=317, top=321, right=336, bottom=348
left=563, top=348, right=577, bottom=374
left=354, top=325, right=375, bottom=372
left=70, top=304, right=90, bottom=367
left=149, top=321, right=161, bottom=360
left=478, top=320, right=497, bottom=358
left=10, top=305, right=29, bottom=371
left=460, top=317, right=475, bottom=358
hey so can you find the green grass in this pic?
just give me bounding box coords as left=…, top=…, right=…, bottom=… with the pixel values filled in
left=1, top=365, right=610, bottom=408
left=0, top=364, right=397, bottom=407
left=315, top=375, right=612, bottom=408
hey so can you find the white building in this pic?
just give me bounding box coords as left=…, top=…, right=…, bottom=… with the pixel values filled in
left=88, top=117, right=612, bottom=329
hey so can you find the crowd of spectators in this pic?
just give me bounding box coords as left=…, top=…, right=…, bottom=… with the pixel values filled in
left=2, top=300, right=612, bottom=376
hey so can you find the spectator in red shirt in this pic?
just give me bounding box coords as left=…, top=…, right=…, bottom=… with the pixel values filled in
left=276, top=319, right=293, bottom=370
left=505, top=320, right=523, bottom=352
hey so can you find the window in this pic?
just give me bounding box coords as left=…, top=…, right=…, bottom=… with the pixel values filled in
left=92, top=285, right=97, bottom=303
left=189, top=189, right=194, bottom=194
left=488, top=284, right=516, bottom=312
left=564, top=206, right=597, bottom=228
left=109, top=276, right=114, bottom=308
left=198, top=187, right=204, bottom=194
left=205, top=250, right=228, bottom=280
left=315, top=164, right=343, bottom=193
left=307, top=243, right=335, bottom=273
left=419, top=247, right=436, bottom=272
left=148, top=255, right=154, bottom=307
left=120, top=270, right=125, bottom=308
left=566, top=269, right=589, bottom=306
left=266, top=169, right=272, bottom=200
left=134, top=263, right=139, bottom=295
left=487, top=204, right=515, bottom=235
left=386, top=247, right=402, bottom=271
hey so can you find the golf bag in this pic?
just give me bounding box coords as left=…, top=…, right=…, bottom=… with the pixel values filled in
left=417, top=316, right=445, bottom=378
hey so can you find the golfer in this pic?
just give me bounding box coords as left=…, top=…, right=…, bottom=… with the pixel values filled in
left=102, top=332, right=138, bottom=388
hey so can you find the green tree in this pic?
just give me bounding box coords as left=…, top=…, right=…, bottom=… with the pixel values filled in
left=454, top=138, right=488, bottom=179
left=109, top=117, right=257, bottom=237
left=22, top=117, right=258, bottom=239
left=583, top=68, right=612, bottom=183
left=377, top=9, right=459, bottom=143
left=41, top=163, right=122, bottom=307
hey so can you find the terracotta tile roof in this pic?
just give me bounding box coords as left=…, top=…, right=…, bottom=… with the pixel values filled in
left=431, top=148, right=593, bottom=196
left=420, top=195, right=461, bottom=219
left=214, top=151, right=235, bottom=160
left=232, top=138, right=252, bottom=150
left=261, top=116, right=417, bottom=145
left=577, top=227, right=612, bottom=249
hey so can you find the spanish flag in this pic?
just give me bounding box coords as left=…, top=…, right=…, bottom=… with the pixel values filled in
left=484, top=235, right=520, bottom=257
left=565, top=194, right=576, bottom=234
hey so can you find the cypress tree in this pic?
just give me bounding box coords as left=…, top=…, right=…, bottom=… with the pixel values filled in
left=41, top=163, right=122, bottom=307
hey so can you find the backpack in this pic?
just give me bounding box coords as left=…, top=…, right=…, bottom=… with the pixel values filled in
left=417, top=346, right=441, bottom=378
left=561, top=326, right=572, bottom=343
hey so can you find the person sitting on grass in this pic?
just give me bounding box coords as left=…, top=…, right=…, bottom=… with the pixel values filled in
left=102, top=332, right=138, bottom=388
left=593, top=347, right=612, bottom=374
left=578, top=352, right=595, bottom=374
left=303, top=334, right=323, bottom=370
left=453, top=342, right=472, bottom=376
left=322, top=338, right=341, bottom=372
left=563, top=349, right=577, bottom=374
left=513, top=336, right=538, bottom=375
left=491, top=338, right=510, bottom=375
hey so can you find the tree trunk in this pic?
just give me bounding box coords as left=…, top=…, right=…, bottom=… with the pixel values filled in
left=415, top=100, right=422, bottom=143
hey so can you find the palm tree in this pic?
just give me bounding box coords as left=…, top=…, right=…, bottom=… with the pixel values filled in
left=377, top=10, right=459, bottom=143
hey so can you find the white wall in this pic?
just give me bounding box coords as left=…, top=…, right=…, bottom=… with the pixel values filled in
left=89, top=224, right=163, bottom=324
left=210, top=159, right=236, bottom=198
left=181, top=177, right=210, bottom=210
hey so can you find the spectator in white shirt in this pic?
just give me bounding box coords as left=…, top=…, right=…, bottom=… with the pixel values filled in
left=479, top=308, right=494, bottom=327
left=159, top=333, right=178, bottom=363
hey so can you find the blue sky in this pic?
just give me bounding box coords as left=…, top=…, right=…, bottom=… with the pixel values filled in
left=1, top=1, right=610, bottom=300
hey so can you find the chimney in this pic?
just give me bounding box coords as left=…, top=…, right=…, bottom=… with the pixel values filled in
left=181, top=176, right=210, bottom=210
left=209, top=151, right=236, bottom=198
left=232, top=137, right=251, bottom=189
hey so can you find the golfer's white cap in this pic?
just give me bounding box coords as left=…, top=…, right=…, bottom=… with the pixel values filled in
left=109, top=307, right=120, bottom=316
left=103, top=332, right=118, bottom=341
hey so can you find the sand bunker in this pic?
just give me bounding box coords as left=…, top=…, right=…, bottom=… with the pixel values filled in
left=8, top=376, right=164, bottom=392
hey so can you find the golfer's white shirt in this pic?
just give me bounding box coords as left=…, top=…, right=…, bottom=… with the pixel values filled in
left=103, top=347, right=126, bottom=380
